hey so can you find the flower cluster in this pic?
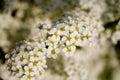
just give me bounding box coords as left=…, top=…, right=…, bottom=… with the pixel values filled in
left=36, top=15, right=103, bottom=57
left=6, top=39, right=47, bottom=80
left=1, top=0, right=120, bottom=80
left=6, top=15, right=103, bottom=80
left=65, top=62, right=88, bottom=80
left=112, top=20, right=120, bottom=44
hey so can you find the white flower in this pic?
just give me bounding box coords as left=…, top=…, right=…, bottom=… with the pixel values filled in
left=20, top=44, right=31, bottom=53
left=29, top=61, right=38, bottom=68
left=35, top=68, right=45, bottom=79
left=11, top=66, right=23, bottom=77
left=46, top=36, right=59, bottom=47
left=57, top=23, right=69, bottom=36
left=70, top=31, right=81, bottom=46
left=29, top=51, right=39, bottom=61
left=35, top=23, right=49, bottom=38
left=48, top=28, right=61, bottom=42
left=34, top=38, right=45, bottom=47
left=17, top=55, right=25, bottom=65
left=63, top=46, right=76, bottom=57
left=42, top=24, right=51, bottom=33
left=37, top=56, right=47, bottom=68
left=65, top=65, right=75, bottom=76
left=21, top=74, right=35, bottom=80
left=34, top=45, right=46, bottom=56
left=24, top=65, right=35, bottom=76
left=62, top=34, right=75, bottom=46
left=72, top=23, right=83, bottom=33
left=112, top=31, right=120, bottom=44
left=47, top=46, right=60, bottom=59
